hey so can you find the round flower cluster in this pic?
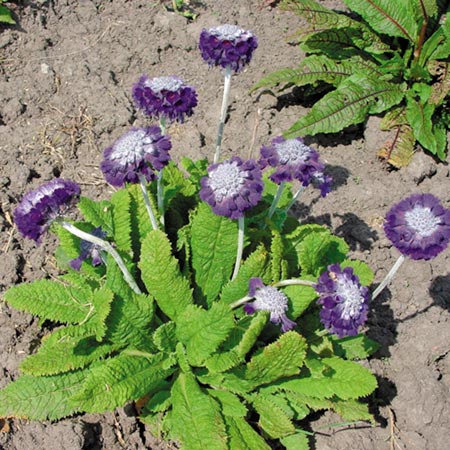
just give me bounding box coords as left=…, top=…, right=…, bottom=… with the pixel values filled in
left=384, top=193, right=450, bottom=260
left=132, top=75, right=198, bottom=123
left=100, top=126, right=171, bottom=187
left=199, top=156, right=263, bottom=219
left=259, top=136, right=331, bottom=196
left=315, top=264, right=370, bottom=338
left=14, top=179, right=81, bottom=243
left=244, top=278, right=296, bottom=332
left=199, top=24, right=258, bottom=72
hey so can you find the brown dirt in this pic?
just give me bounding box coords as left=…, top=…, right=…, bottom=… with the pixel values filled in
left=1, top=1, right=449, bottom=449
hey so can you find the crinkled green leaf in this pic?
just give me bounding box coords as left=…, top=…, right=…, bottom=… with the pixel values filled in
left=341, top=259, right=374, bottom=286
left=152, top=321, right=177, bottom=353
left=284, top=74, right=404, bottom=137
left=406, top=95, right=438, bottom=153
left=0, top=370, right=86, bottom=420
left=225, top=416, right=271, bottom=450
left=245, top=331, right=307, bottom=386
left=139, top=229, right=193, bottom=320
left=282, top=283, right=317, bottom=320
left=191, top=203, right=238, bottom=305
left=0, top=4, right=15, bottom=24
left=170, top=372, right=228, bottom=450
left=78, top=196, right=113, bottom=234
left=3, top=280, right=92, bottom=324
left=70, top=353, right=174, bottom=413
left=176, top=302, right=235, bottom=366
left=331, top=334, right=380, bottom=360
left=110, top=188, right=132, bottom=253
left=281, top=432, right=310, bottom=450
left=342, top=0, right=419, bottom=42
left=208, top=390, right=247, bottom=417
left=331, top=398, right=375, bottom=423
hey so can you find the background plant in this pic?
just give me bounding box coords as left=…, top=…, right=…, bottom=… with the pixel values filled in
left=254, top=0, right=450, bottom=167
left=0, top=0, right=15, bottom=24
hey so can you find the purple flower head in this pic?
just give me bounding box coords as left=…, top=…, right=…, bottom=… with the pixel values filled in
left=384, top=193, right=450, bottom=260
left=132, top=75, right=198, bottom=123
left=199, top=156, right=263, bottom=219
left=244, top=278, right=296, bottom=332
left=100, top=126, right=171, bottom=187
left=315, top=264, right=370, bottom=338
left=259, top=136, right=331, bottom=194
left=14, top=179, right=81, bottom=243
left=199, top=24, right=258, bottom=72
left=70, top=226, right=107, bottom=271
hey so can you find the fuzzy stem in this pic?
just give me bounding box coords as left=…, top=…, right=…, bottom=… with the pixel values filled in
left=230, top=295, right=253, bottom=309
left=157, top=170, right=165, bottom=227
left=213, top=66, right=232, bottom=163
left=372, top=254, right=406, bottom=300
left=268, top=182, right=285, bottom=220
left=60, top=221, right=142, bottom=295
left=285, top=185, right=306, bottom=214
left=231, top=216, right=245, bottom=281
left=138, top=174, right=159, bottom=231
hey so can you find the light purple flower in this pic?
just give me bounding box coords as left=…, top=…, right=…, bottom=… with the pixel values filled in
left=199, top=24, right=258, bottom=72
left=70, top=226, right=107, bottom=271
left=384, top=193, right=450, bottom=260
left=259, top=136, right=331, bottom=195
left=14, top=179, right=81, bottom=243
left=315, top=264, right=370, bottom=338
left=132, top=75, right=198, bottom=123
left=100, top=126, right=171, bottom=187
left=244, top=278, right=296, bottom=332
left=199, top=156, right=263, bottom=219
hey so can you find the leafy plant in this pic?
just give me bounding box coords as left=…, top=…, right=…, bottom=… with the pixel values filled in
left=254, top=0, right=450, bottom=167
left=0, top=0, right=15, bottom=24
left=0, top=25, right=380, bottom=450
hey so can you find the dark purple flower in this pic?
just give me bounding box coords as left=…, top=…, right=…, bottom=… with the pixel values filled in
left=244, top=278, right=296, bottom=332
left=259, top=136, right=331, bottom=194
left=132, top=75, right=198, bottom=123
left=315, top=264, right=370, bottom=338
left=199, top=24, right=258, bottom=72
left=100, top=126, right=171, bottom=187
left=384, top=193, right=450, bottom=260
left=199, top=156, right=263, bottom=219
left=14, top=179, right=81, bottom=243
left=70, top=226, right=107, bottom=271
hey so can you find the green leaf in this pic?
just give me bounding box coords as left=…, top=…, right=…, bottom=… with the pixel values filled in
left=0, top=4, right=15, bottom=24
left=331, top=334, right=380, bottom=360
left=78, top=196, right=113, bottom=234
left=295, top=228, right=349, bottom=277
left=282, top=283, right=317, bottom=320
left=20, top=325, right=119, bottom=376
left=284, top=74, right=404, bottom=137
left=205, top=349, right=243, bottom=373
left=110, top=188, right=133, bottom=253
left=153, top=321, right=177, bottom=353
left=191, top=203, right=238, bottom=305
left=406, top=95, right=437, bottom=153
left=340, top=259, right=374, bottom=286
left=208, top=390, right=248, bottom=417
left=331, top=398, right=374, bottom=423
left=70, top=353, right=175, bottom=413
left=280, top=356, right=378, bottom=400
left=176, top=302, right=235, bottom=366
left=0, top=370, right=86, bottom=420
left=139, top=229, right=193, bottom=320
left=3, top=280, right=92, bottom=324
left=281, top=432, right=310, bottom=450
left=245, top=331, right=307, bottom=386
left=170, top=372, right=228, bottom=450
left=342, top=0, right=419, bottom=42
left=224, top=416, right=271, bottom=450
left=251, top=394, right=295, bottom=438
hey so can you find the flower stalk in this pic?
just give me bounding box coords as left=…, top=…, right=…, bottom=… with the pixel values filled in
left=139, top=174, right=159, bottom=231
left=214, top=66, right=232, bottom=163
left=231, top=216, right=245, bottom=281
left=372, top=254, right=406, bottom=300
left=59, top=220, right=142, bottom=295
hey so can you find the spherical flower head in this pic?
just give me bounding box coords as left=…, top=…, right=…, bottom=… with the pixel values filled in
left=14, top=179, right=81, bottom=243
left=315, top=264, right=370, bottom=338
left=199, top=156, right=263, bottom=219
left=199, top=24, right=258, bottom=72
left=259, top=136, right=330, bottom=193
left=100, top=126, right=171, bottom=187
left=384, top=193, right=450, bottom=260
left=244, top=278, right=296, bottom=332
left=132, top=75, right=198, bottom=123
left=70, top=226, right=107, bottom=271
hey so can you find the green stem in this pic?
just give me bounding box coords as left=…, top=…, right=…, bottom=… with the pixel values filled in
left=372, top=254, right=406, bottom=300
left=285, top=185, right=306, bottom=215
left=268, top=182, right=285, bottom=219
left=231, top=216, right=245, bottom=281
left=214, top=66, right=232, bottom=163
left=60, top=221, right=142, bottom=295
left=157, top=170, right=165, bottom=227
left=138, top=174, right=159, bottom=231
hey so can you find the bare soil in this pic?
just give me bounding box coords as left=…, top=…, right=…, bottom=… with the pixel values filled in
left=1, top=1, right=449, bottom=449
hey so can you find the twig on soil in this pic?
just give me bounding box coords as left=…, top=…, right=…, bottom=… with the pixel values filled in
left=247, top=107, right=261, bottom=160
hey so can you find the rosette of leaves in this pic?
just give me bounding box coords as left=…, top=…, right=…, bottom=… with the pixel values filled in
left=0, top=161, right=378, bottom=450
left=254, top=0, right=450, bottom=167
